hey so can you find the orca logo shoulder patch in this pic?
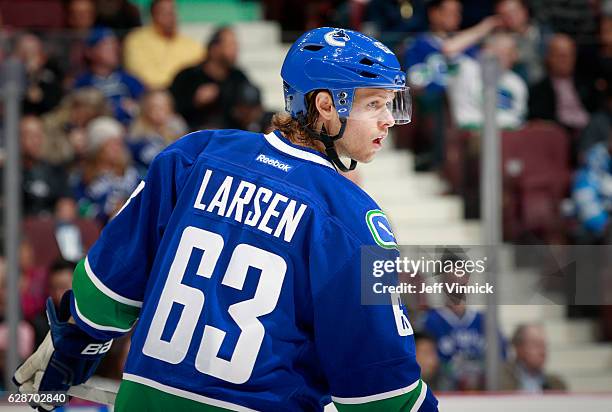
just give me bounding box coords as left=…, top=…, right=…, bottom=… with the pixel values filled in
left=365, top=209, right=397, bottom=249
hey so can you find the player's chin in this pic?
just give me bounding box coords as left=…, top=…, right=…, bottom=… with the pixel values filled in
left=357, top=152, right=377, bottom=163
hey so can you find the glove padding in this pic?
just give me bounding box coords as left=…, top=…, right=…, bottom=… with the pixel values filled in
left=13, top=290, right=112, bottom=411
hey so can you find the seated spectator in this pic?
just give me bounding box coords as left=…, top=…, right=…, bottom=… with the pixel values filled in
left=67, top=0, right=96, bottom=32
left=13, top=32, right=63, bottom=115
left=500, top=324, right=566, bottom=392
left=42, top=87, right=111, bottom=167
left=423, top=302, right=488, bottom=391
left=19, top=239, right=48, bottom=322
left=577, top=7, right=612, bottom=96
left=404, top=0, right=499, bottom=170
left=60, top=0, right=97, bottom=87
left=21, top=115, right=70, bottom=216
left=30, top=259, right=75, bottom=347
left=0, top=256, right=34, bottom=389
left=528, top=34, right=599, bottom=138
left=572, top=138, right=612, bottom=243
left=226, top=82, right=273, bottom=133
left=127, top=89, right=187, bottom=176
left=578, top=82, right=612, bottom=161
left=124, top=0, right=204, bottom=89
left=72, top=117, right=139, bottom=224
left=365, top=0, right=428, bottom=49
left=170, top=26, right=251, bottom=131
left=0, top=321, right=34, bottom=390
left=422, top=253, right=506, bottom=391
left=495, top=0, right=548, bottom=85
left=94, top=0, right=141, bottom=35
left=447, top=33, right=527, bottom=130
left=414, top=331, right=446, bottom=391
left=74, top=27, right=145, bottom=124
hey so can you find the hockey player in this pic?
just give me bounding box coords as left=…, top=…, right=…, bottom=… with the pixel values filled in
left=13, top=27, right=438, bottom=411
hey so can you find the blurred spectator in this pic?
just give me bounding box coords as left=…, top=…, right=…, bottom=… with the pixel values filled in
left=94, top=0, right=141, bottom=35
left=72, top=116, right=139, bottom=224
left=170, top=26, right=251, bottom=130
left=128, top=89, right=187, bottom=176
left=226, top=82, right=273, bottom=133
left=495, top=0, right=548, bottom=85
left=74, top=27, right=145, bottom=124
left=414, top=331, right=445, bottom=391
left=422, top=253, right=506, bottom=391
left=13, top=32, right=63, bottom=115
left=422, top=303, right=489, bottom=391
left=528, top=34, right=599, bottom=137
left=0, top=321, right=34, bottom=391
left=29, top=259, right=75, bottom=347
left=21, top=115, right=70, bottom=216
left=404, top=0, right=499, bottom=170
left=67, top=0, right=97, bottom=31
left=0, top=256, right=34, bottom=389
left=123, top=0, right=204, bottom=89
left=577, top=8, right=612, bottom=94
left=60, top=0, right=97, bottom=86
left=447, top=33, right=527, bottom=131
left=19, top=239, right=48, bottom=322
left=530, top=0, right=597, bottom=41
left=365, top=0, right=428, bottom=48
left=578, top=84, right=612, bottom=160
left=572, top=138, right=612, bottom=243
left=500, top=324, right=566, bottom=392
left=42, top=87, right=110, bottom=166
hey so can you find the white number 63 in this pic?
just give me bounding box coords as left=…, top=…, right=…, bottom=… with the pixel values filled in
left=143, top=226, right=286, bottom=384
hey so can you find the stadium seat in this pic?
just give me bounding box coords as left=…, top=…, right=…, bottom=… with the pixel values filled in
left=0, top=0, right=64, bottom=30
left=23, top=216, right=101, bottom=270
left=501, top=121, right=571, bottom=242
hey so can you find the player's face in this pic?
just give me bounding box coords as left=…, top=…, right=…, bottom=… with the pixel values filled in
left=334, top=88, right=395, bottom=163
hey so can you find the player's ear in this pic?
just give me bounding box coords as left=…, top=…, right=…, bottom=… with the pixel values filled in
left=314, top=91, right=336, bottom=121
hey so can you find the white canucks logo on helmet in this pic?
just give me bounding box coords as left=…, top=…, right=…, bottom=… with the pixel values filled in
left=324, top=29, right=350, bottom=47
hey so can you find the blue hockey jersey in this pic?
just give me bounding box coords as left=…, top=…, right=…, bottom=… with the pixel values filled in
left=69, top=130, right=436, bottom=411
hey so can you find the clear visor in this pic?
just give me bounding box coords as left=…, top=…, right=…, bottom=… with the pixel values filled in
left=344, top=87, right=412, bottom=126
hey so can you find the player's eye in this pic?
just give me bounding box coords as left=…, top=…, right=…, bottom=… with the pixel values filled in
left=367, top=101, right=381, bottom=109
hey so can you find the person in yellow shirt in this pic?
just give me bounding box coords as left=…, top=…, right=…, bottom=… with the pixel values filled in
left=123, top=0, right=204, bottom=89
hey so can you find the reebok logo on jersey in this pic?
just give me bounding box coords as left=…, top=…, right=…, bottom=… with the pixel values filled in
left=256, top=154, right=292, bottom=172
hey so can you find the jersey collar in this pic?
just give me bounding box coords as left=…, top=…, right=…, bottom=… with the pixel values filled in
left=264, top=130, right=335, bottom=170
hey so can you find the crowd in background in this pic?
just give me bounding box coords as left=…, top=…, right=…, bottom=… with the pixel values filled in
left=0, top=0, right=273, bottom=392
left=1, top=0, right=612, bottom=398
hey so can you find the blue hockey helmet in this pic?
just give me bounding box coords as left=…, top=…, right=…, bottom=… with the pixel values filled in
left=281, top=27, right=411, bottom=125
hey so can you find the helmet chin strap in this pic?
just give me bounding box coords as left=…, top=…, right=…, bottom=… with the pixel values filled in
left=299, top=116, right=357, bottom=172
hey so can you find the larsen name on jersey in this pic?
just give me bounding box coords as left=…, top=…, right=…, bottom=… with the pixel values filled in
left=193, top=169, right=308, bottom=242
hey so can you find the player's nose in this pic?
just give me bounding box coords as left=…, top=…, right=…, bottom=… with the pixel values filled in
left=379, top=108, right=395, bottom=128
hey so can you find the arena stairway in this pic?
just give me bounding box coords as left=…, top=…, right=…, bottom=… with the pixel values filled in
left=360, top=143, right=612, bottom=392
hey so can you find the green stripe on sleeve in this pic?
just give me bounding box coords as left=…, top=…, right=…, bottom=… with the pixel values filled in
left=334, top=380, right=423, bottom=412
left=72, top=258, right=140, bottom=331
